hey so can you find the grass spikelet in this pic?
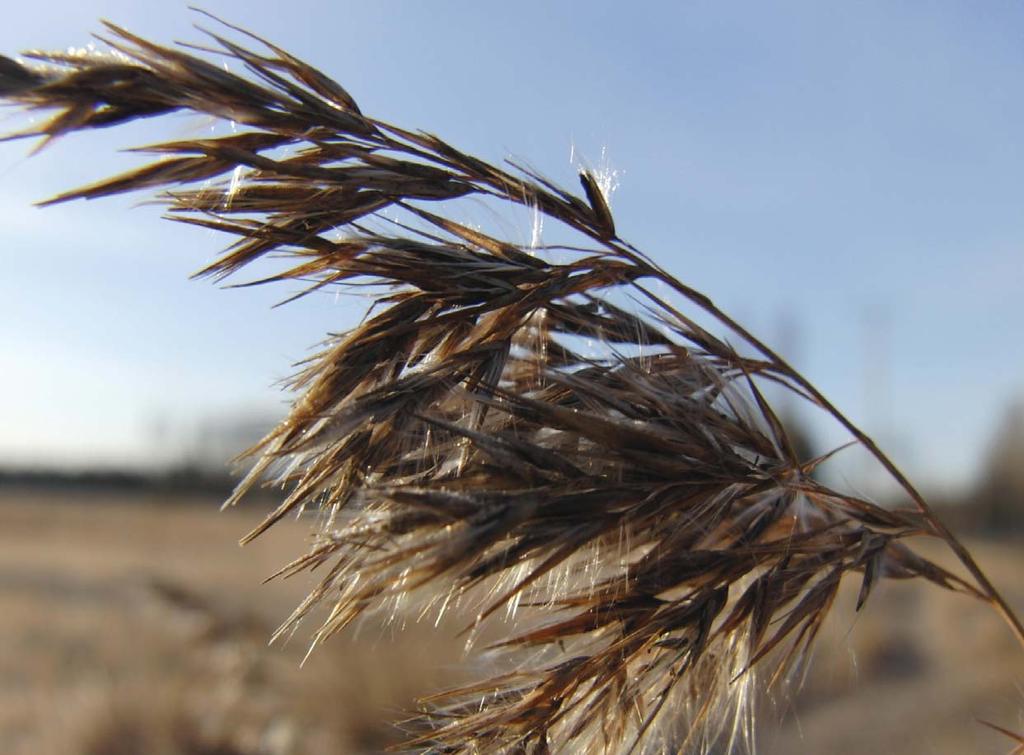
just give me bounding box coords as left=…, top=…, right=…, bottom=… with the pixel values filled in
left=2, top=12, right=1021, bottom=753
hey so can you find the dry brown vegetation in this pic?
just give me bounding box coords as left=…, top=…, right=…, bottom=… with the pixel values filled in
left=0, top=491, right=466, bottom=755
left=1, top=14, right=1022, bottom=753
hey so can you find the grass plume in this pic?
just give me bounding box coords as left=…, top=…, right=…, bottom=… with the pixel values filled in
left=2, top=12, right=1021, bottom=753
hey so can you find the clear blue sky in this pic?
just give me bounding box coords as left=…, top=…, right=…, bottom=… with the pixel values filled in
left=1, top=1, right=1022, bottom=498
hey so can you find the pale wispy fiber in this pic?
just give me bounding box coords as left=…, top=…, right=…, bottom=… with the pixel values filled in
left=1, top=14, right=1020, bottom=753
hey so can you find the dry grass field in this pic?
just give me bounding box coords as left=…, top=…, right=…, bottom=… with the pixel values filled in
left=0, top=489, right=466, bottom=755
left=0, top=489, right=1020, bottom=754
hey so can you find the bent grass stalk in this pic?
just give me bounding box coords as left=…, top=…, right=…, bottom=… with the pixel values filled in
left=2, top=12, right=1020, bottom=753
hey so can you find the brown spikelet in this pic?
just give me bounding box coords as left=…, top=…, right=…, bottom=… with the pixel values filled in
left=3, top=14, right=1022, bottom=753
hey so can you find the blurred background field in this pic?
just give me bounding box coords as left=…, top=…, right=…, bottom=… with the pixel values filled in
left=0, top=488, right=466, bottom=755
left=0, top=484, right=1021, bottom=754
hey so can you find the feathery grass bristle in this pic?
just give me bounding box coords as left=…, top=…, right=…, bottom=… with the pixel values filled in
left=2, top=12, right=1021, bottom=753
